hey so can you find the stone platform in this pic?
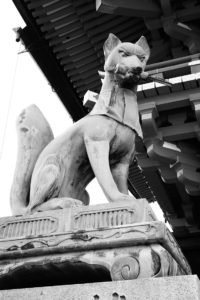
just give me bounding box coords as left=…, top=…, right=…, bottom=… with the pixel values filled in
left=0, top=200, right=191, bottom=289
left=0, top=276, right=199, bottom=300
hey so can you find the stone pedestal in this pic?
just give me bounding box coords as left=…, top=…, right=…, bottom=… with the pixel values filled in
left=0, top=276, right=199, bottom=300
left=0, top=200, right=191, bottom=289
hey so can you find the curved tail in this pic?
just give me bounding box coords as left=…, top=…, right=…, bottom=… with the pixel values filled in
left=10, top=105, right=54, bottom=215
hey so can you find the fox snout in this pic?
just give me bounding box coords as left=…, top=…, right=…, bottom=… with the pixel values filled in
left=129, top=66, right=142, bottom=75
left=114, top=64, right=143, bottom=88
left=115, top=64, right=142, bottom=76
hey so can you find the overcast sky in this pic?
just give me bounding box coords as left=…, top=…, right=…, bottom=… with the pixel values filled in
left=0, top=2, right=164, bottom=223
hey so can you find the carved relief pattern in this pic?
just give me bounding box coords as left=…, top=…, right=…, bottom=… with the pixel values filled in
left=109, top=244, right=185, bottom=281
left=0, top=217, right=58, bottom=239
left=110, top=256, right=140, bottom=280
left=0, top=219, right=188, bottom=275
left=0, top=223, right=160, bottom=253
left=74, top=208, right=136, bottom=230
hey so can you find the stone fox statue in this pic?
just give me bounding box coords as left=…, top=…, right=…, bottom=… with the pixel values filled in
left=10, top=33, right=150, bottom=215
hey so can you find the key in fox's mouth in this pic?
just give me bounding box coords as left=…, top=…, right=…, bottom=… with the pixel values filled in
left=115, top=74, right=140, bottom=89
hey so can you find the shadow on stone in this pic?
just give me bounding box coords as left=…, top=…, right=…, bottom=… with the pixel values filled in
left=0, top=261, right=111, bottom=290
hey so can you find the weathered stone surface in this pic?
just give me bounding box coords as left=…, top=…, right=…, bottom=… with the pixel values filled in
left=0, top=199, right=156, bottom=239
left=10, top=105, right=54, bottom=215
left=0, top=202, right=191, bottom=289
left=10, top=34, right=151, bottom=215
left=0, top=275, right=199, bottom=300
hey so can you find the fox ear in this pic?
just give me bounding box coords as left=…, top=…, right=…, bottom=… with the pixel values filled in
left=104, top=33, right=121, bottom=60
left=136, top=36, right=150, bottom=60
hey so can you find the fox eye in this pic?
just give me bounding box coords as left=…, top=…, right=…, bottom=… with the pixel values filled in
left=118, top=50, right=129, bottom=57
left=139, top=56, right=146, bottom=62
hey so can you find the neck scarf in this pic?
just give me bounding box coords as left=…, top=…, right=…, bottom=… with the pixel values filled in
left=90, top=85, right=143, bottom=139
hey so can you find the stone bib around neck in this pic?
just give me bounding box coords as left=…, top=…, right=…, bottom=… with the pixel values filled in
left=90, top=85, right=143, bottom=139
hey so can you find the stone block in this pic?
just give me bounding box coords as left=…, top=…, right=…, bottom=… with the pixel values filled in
left=0, top=275, right=199, bottom=300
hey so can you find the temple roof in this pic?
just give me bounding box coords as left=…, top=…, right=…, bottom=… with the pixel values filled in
left=13, top=0, right=200, bottom=118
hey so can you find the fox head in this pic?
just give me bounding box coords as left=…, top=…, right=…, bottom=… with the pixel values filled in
left=103, top=33, right=150, bottom=88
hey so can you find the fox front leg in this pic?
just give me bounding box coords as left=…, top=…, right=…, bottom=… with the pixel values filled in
left=111, top=161, right=129, bottom=195
left=84, top=136, right=132, bottom=203
left=84, top=138, right=118, bottom=201
left=85, top=137, right=137, bottom=203
left=111, top=160, right=137, bottom=202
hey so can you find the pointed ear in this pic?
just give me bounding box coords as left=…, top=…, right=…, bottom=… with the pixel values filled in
left=136, top=36, right=150, bottom=60
left=103, top=33, right=121, bottom=60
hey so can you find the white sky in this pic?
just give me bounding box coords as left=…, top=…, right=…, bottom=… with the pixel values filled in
left=0, top=2, right=165, bottom=224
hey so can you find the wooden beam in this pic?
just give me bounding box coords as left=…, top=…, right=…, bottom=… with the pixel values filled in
left=163, top=18, right=200, bottom=52
left=139, top=88, right=200, bottom=112
left=137, top=157, right=161, bottom=170
left=173, top=162, right=200, bottom=196
left=145, top=4, right=200, bottom=30
left=96, top=0, right=161, bottom=17
left=160, top=122, right=197, bottom=141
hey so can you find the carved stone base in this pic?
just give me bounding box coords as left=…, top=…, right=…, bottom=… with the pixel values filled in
left=0, top=276, right=199, bottom=300
left=0, top=201, right=191, bottom=289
